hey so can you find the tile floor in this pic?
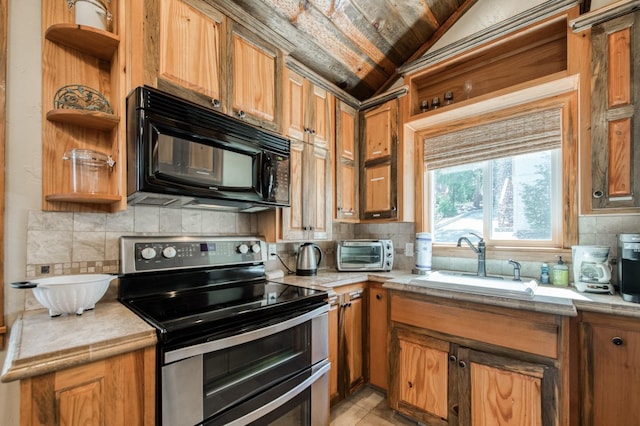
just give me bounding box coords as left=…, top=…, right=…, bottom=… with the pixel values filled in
left=330, top=386, right=418, bottom=426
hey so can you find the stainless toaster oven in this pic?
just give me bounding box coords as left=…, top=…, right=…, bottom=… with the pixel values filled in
left=336, top=240, right=394, bottom=272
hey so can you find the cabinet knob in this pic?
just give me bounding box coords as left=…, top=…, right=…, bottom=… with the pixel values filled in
left=449, top=355, right=457, bottom=363
left=593, top=190, right=604, bottom=199
left=311, top=129, right=316, bottom=135
left=237, top=110, right=246, bottom=119
left=612, top=337, right=624, bottom=346
left=211, top=99, right=221, bottom=108
left=407, top=381, right=413, bottom=388
left=376, top=294, right=382, bottom=300
left=458, top=361, right=467, bottom=368
left=452, top=405, right=459, bottom=416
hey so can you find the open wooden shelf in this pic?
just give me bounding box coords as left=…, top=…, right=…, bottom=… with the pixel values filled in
left=46, top=109, right=119, bottom=131
left=45, top=193, right=122, bottom=204
left=45, top=23, right=119, bottom=60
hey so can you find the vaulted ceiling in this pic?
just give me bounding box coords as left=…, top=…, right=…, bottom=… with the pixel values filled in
left=221, top=0, right=479, bottom=101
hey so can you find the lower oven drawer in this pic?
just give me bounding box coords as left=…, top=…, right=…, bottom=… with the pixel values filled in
left=205, top=360, right=330, bottom=426
left=161, top=304, right=329, bottom=426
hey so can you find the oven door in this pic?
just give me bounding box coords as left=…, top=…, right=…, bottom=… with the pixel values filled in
left=161, top=304, right=329, bottom=426
left=205, top=360, right=330, bottom=426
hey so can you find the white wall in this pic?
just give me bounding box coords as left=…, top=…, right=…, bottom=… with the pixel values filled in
left=1, top=1, right=41, bottom=424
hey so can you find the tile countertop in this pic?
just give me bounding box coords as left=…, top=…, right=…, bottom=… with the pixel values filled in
left=4, top=269, right=639, bottom=384
left=270, top=269, right=640, bottom=318
left=1, top=302, right=157, bottom=383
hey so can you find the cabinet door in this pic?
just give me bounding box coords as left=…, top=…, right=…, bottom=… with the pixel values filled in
left=159, top=0, right=223, bottom=103
left=335, top=101, right=359, bottom=221
left=591, top=12, right=640, bottom=209
left=342, top=289, right=364, bottom=394
left=368, top=284, right=388, bottom=390
left=20, top=348, right=155, bottom=426
left=363, top=100, right=396, bottom=162
left=231, top=27, right=278, bottom=130
left=310, top=145, right=332, bottom=240
left=283, top=69, right=306, bottom=141
left=581, top=315, right=640, bottom=426
left=397, top=332, right=450, bottom=422
left=309, top=85, right=333, bottom=148
left=363, top=163, right=396, bottom=218
left=281, top=139, right=306, bottom=240
left=457, top=347, right=551, bottom=426
left=328, top=297, right=340, bottom=404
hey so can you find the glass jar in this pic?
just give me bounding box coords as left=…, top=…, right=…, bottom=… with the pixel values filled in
left=63, top=149, right=114, bottom=194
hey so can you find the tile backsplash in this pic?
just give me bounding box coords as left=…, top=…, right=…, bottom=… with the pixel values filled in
left=25, top=207, right=257, bottom=278
left=25, top=209, right=640, bottom=286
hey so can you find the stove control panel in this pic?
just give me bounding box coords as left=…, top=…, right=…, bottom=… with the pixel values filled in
left=120, top=236, right=267, bottom=273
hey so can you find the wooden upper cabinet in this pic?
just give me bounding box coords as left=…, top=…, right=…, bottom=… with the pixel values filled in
left=283, top=68, right=334, bottom=147
left=335, top=101, right=359, bottom=221
left=230, top=25, right=280, bottom=131
left=158, top=0, right=224, bottom=105
left=363, top=101, right=395, bottom=162
left=361, top=98, right=398, bottom=220
left=591, top=11, right=640, bottom=210
left=283, top=69, right=306, bottom=141
left=309, top=84, right=333, bottom=148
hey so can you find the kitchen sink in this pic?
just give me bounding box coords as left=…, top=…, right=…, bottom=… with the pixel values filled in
left=409, top=270, right=537, bottom=299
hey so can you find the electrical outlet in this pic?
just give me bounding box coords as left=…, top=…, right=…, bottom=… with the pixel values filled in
left=268, top=243, right=277, bottom=260
left=405, top=242, right=414, bottom=257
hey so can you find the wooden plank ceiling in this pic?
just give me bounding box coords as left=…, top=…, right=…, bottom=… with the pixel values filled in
left=227, top=0, right=479, bottom=101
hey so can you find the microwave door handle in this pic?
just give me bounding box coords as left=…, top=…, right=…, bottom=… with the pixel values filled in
left=262, top=153, right=274, bottom=199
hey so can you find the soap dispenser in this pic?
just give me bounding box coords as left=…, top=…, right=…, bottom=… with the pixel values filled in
left=552, top=256, right=569, bottom=287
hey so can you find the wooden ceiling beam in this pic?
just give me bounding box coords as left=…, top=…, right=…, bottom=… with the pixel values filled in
left=372, top=0, right=479, bottom=97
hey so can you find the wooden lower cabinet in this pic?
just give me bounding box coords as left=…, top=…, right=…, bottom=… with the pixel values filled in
left=328, top=283, right=365, bottom=405
left=20, top=347, right=155, bottom=426
left=579, top=311, right=640, bottom=426
left=368, top=282, right=388, bottom=391
left=389, top=292, right=566, bottom=426
left=328, top=295, right=340, bottom=403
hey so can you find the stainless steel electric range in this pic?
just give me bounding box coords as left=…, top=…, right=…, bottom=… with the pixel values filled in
left=118, top=235, right=330, bottom=426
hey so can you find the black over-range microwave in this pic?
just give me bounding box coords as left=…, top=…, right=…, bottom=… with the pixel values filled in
left=126, top=86, right=290, bottom=211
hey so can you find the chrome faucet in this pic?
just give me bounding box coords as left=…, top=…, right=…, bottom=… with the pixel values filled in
left=457, top=233, right=486, bottom=277
left=508, top=259, right=522, bottom=281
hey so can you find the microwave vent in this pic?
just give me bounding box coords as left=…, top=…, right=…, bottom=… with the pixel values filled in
left=136, top=195, right=180, bottom=206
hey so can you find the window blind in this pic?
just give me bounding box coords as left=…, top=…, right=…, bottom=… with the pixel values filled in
left=423, top=107, right=562, bottom=170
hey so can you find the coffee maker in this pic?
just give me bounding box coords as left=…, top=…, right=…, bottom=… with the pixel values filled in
left=572, top=245, right=613, bottom=293
left=618, top=234, right=640, bottom=303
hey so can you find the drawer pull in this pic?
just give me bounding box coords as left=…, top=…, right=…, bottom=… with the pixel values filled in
left=612, top=337, right=624, bottom=346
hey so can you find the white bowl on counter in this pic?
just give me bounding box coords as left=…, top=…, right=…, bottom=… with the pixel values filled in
left=11, top=274, right=114, bottom=317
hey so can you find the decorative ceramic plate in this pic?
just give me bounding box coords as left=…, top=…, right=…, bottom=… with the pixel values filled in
left=53, top=84, right=113, bottom=114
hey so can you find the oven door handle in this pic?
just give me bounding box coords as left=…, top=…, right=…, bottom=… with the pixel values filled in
left=165, top=303, right=329, bottom=364
left=224, top=360, right=331, bottom=426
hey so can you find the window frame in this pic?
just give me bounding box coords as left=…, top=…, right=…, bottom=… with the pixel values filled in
left=428, top=149, right=563, bottom=247
left=411, top=87, right=579, bottom=261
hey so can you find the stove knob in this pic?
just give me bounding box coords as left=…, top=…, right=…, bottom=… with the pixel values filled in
left=140, top=247, right=157, bottom=260
left=237, top=244, right=249, bottom=254
left=251, top=243, right=261, bottom=253
left=162, top=246, right=177, bottom=259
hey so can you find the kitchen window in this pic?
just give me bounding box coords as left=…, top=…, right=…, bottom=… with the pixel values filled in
left=420, top=98, right=577, bottom=251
